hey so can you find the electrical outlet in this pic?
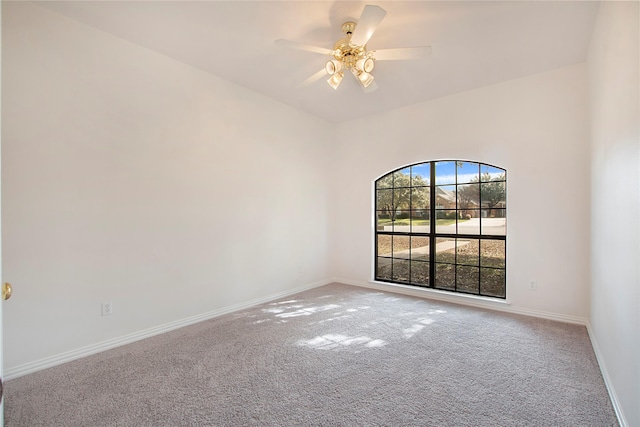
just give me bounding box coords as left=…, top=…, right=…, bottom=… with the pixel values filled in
left=528, top=281, right=537, bottom=290
left=101, top=302, right=113, bottom=316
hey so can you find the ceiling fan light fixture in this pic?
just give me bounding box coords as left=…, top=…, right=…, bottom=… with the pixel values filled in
left=356, top=57, right=375, bottom=73
left=327, top=71, right=344, bottom=89
left=325, top=59, right=342, bottom=76
left=356, top=70, right=375, bottom=88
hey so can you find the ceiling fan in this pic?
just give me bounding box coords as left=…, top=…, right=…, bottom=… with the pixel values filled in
left=275, top=5, right=432, bottom=92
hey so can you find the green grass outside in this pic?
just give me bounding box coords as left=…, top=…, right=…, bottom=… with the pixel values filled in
left=378, top=219, right=463, bottom=226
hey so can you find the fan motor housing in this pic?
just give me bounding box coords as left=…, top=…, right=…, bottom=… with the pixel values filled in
left=333, top=40, right=366, bottom=69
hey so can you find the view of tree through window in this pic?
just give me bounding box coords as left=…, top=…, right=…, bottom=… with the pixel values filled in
left=375, top=161, right=507, bottom=298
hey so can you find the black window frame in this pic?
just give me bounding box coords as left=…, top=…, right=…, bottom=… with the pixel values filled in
left=374, top=160, right=507, bottom=299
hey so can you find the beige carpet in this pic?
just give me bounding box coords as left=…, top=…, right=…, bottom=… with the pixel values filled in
left=5, top=283, right=617, bottom=426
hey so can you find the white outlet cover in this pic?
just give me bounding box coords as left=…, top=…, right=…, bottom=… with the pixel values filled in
left=101, top=302, right=112, bottom=316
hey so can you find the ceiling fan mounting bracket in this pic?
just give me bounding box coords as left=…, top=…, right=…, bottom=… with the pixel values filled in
left=341, top=21, right=357, bottom=35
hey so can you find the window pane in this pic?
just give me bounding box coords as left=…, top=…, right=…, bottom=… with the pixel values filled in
left=376, top=174, right=393, bottom=189
left=457, top=162, right=479, bottom=184
left=391, top=214, right=410, bottom=233
left=457, top=265, right=479, bottom=294
left=376, top=258, right=392, bottom=281
left=393, top=168, right=411, bottom=187
left=435, top=161, right=456, bottom=185
left=411, top=236, right=430, bottom=261
left=376, top=211, right=393, bottom=231
left=457, top=211, right=480, bottom=234
left=411, top=186, right=430, bottom=210
left=457, top=183, right=480, bottom=209
left=376, top=188, right=393, bottom=211
left=392, top=235, right=411, bottom=259
left=435, top=185, right=456, bottom=209
left=481, top=165, right=505, bottom=181
left=394, top=187, right=411, bottom=212
left=411, top=164, right=430, bottom=186
left=435, top=237, right=456, bottom=264
left=435, top=210, right=457, bottom=234
left=480, top=240, right=505, bottom=268
left=480, top=181, right=506, bottom=208
left=480, top=268, right=505, bottom=298
left=377, top=234, right=392, bottom=257
left=481, top=210, right=506, bottom=236
left=392, top=259, right=410, bottom=282
left=410, top=210, right=430, bottom=233
left=435, top=263, right=455, bottom=290
left=410, top=261, right=430, bottom=286
left=456, top=238, right=479, bottom=266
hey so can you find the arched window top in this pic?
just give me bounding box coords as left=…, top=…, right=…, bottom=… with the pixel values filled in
left=375, top=160, right=506, bottom=298
left=376, top=160, right=505, bottom=187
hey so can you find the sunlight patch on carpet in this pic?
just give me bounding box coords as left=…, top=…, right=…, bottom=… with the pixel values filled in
left=297, top=334, right=388, bottom=350
left=276, top=304, right=341, bottom=318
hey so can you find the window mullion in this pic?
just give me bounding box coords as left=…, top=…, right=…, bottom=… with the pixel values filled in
left=429, top=161, right=436, bottom=289
left=409, top=171, right=413, bottom=284
left=454, top=163, right=458, bottom=293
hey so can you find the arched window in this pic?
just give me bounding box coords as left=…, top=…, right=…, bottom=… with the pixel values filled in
left=375, top=161, right=506, bottom=298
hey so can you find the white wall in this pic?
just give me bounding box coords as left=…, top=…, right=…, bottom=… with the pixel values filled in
left=330, top=64, right=591, bottom=319
left=587, top=2, right=640, bottom=426
left=2, top=2, right=331, bottom=370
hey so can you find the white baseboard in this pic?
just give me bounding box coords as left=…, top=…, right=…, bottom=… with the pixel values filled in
left=336, top=277, right=588, bottom=325
left=585, top=323, right=628, bottom=427
left=5, top=279, right=331, bottom=381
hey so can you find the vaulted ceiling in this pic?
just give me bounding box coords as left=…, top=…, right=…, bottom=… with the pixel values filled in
left=34, top=1, right=600, bottom=122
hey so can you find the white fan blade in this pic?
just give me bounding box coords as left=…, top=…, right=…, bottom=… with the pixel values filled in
left=374, top=46, right=433, bottom=61
left=362, top=80, right=379, bottom=93
left=298, top=68, right=327, bottom=87
left=350, top=5, right=387, bottom=47
left=275, top=39, right=333, bottom=55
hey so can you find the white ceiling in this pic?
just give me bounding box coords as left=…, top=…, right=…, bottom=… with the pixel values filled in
left=34, top=1, right=600, bottom=123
